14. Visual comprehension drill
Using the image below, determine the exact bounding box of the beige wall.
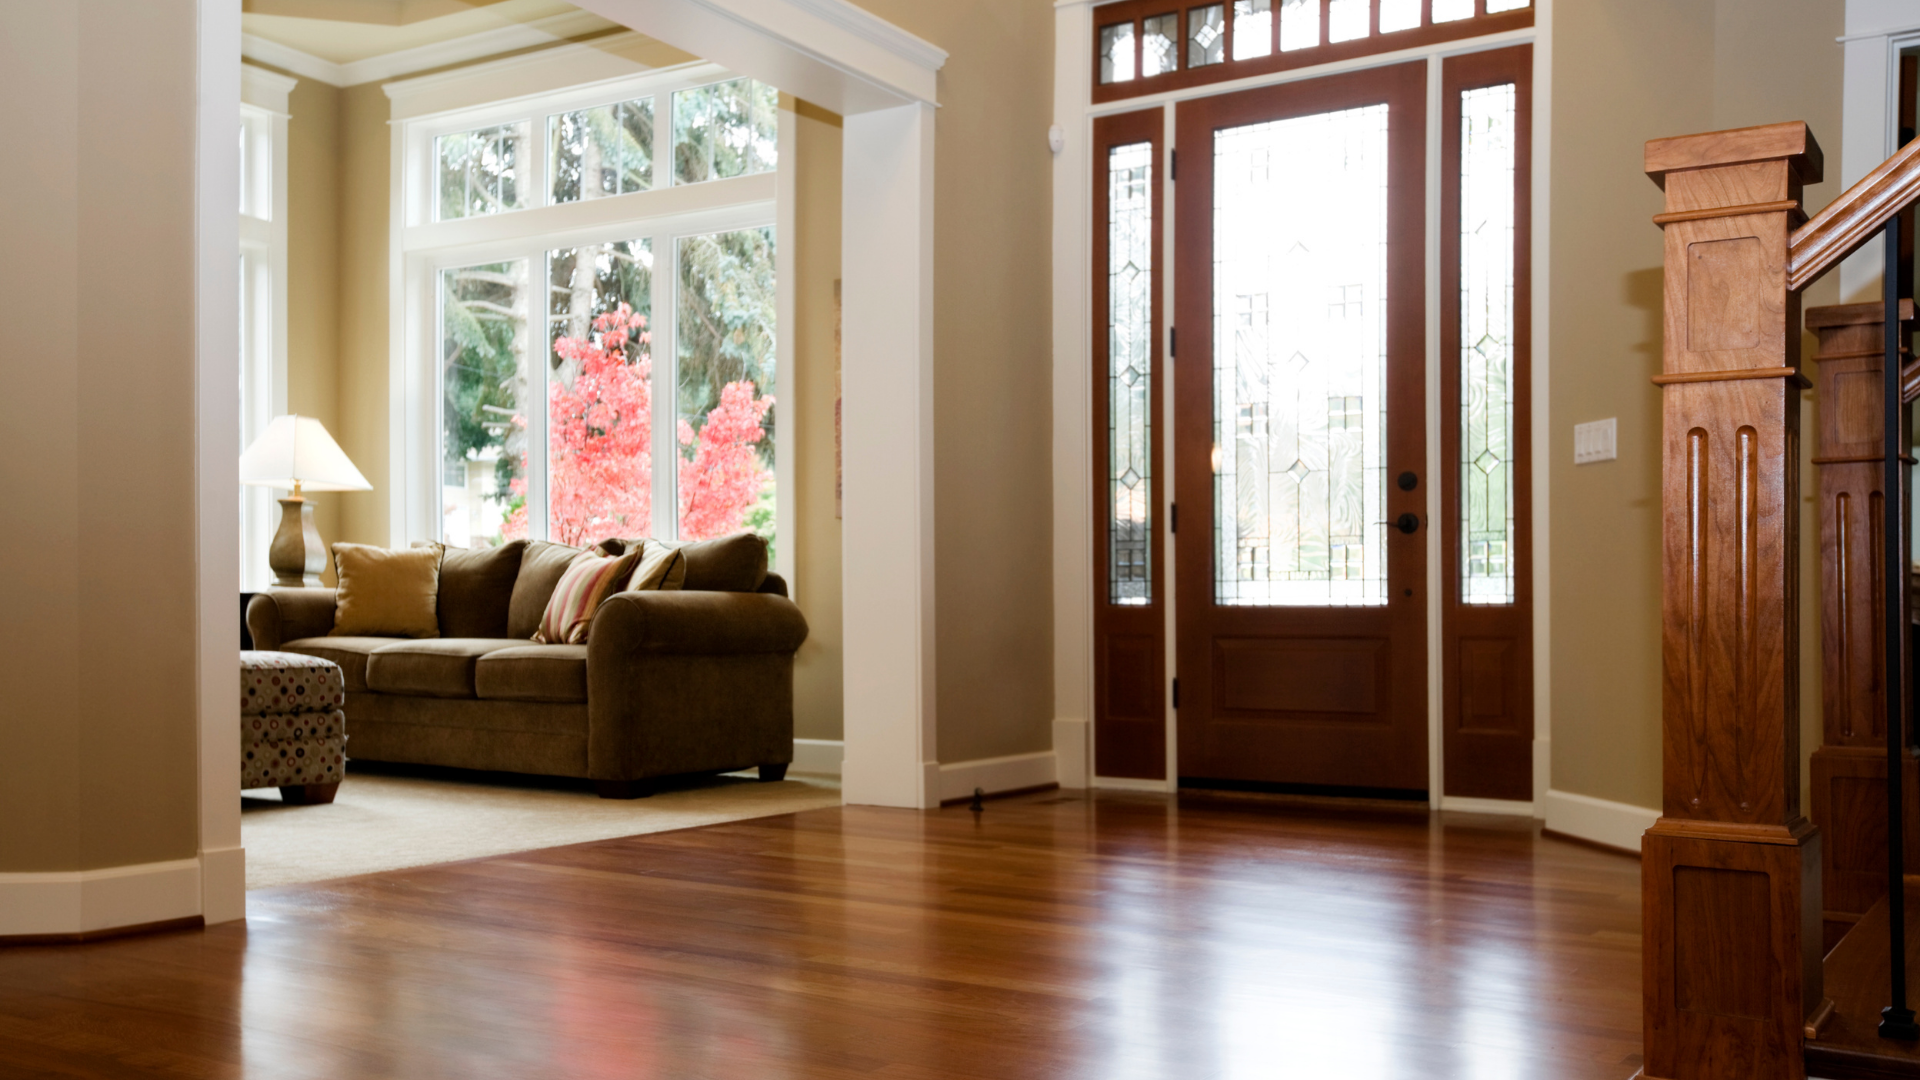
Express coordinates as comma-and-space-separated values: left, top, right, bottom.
793, 102, 846, 742
1548, 0, 1844, 810
285, 76, 346, 585
847, 0, 1059, 764
336, 82, 395, 552
0, 0, 202, 871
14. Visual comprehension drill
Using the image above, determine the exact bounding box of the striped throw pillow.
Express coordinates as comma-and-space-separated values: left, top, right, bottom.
532, 549, 641, 644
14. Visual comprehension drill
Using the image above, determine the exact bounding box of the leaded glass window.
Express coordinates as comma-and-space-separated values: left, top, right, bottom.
1101, 21, 1137, 83
1278, 0, 1318, 52
1189, 5, 1226, 67
1109, 142, 1155, 605
550, 99, 653, 204
1234, 0, 1273, 60
1486, 0, 1530, 11
1143, 13, 1181, 77
436, 123, 528, 221
1212, 105, 1389, 607
1329, 0, 1370, 42
1379, 0, 1421, 32
1459, 84, 1518, 605
1432, 0, 1474, 23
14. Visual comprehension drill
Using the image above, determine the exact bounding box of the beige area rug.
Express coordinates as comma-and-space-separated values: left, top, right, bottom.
241, 764, 840, 890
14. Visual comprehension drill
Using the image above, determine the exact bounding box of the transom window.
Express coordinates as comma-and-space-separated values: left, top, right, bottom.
401, 63, 787, 562
1092, 0, 1532, 102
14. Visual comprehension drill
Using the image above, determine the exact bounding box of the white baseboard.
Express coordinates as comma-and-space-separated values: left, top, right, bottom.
0, 857, 203, 937
1439, 796, 1535, 817
202, 845, 246, 922
1053, 717, 1089, 789
937, 750, 1058, 803
1092, 774, 1173, 792
1541, 788, 1659, 854
791, 738, 844, 777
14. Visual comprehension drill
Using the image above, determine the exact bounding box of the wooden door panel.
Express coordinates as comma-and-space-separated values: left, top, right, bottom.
1173, 62, 1429, 792
1212, 637, 1383, 719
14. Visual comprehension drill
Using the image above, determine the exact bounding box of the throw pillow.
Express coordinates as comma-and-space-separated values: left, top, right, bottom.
655, 532, 769, 592
506, 541, 586, 640
533, 549, 642, 644
329, 543, 441, 639
416, 540, 526, 638
590, 537, 686, 591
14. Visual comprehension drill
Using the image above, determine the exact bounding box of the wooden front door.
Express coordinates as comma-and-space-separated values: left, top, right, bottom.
1172, 62, 1429, 792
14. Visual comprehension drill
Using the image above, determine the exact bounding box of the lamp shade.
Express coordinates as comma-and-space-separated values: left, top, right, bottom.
239, 414, 371, 492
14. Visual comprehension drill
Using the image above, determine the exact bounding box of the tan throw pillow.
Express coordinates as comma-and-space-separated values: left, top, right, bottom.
533, 549, 642, 644
626, 540, 688, 592
329, 543, 441, 638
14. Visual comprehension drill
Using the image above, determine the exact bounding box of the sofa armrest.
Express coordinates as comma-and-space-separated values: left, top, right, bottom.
588, 591, 808, 656
757, 572, 789, 598
246, 589, 338, 651
585, 591, 806, 783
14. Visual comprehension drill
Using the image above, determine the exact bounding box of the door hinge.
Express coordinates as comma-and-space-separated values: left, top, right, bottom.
1170, 148, 1176, 180
1168, 326, 1175, 357
1172, 677, 1180, 709
1170, 502, 1177, 533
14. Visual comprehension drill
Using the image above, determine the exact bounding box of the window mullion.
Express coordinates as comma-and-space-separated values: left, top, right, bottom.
652, 231, 678, 539
528, 242, 552, 543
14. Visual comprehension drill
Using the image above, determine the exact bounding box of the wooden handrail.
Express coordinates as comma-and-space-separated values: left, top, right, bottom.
1788, 136, 1920, 291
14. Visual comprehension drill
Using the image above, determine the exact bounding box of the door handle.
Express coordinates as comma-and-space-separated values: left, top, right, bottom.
1384, 513, 1420, 535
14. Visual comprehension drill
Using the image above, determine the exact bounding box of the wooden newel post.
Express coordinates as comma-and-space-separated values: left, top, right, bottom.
1640, 122, 1827, 1080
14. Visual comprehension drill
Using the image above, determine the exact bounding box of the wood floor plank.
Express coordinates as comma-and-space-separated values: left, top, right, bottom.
0, 791, 1643, 1079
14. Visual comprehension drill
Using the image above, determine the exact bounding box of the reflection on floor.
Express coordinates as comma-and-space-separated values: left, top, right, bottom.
241, 760, 840, 888
0, 790, 1643, 1079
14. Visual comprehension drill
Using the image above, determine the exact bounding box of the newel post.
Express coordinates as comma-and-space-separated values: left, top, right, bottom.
1639, 122, 1827, 1080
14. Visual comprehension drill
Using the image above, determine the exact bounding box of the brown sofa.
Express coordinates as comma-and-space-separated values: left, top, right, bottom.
245, 537, 808, 798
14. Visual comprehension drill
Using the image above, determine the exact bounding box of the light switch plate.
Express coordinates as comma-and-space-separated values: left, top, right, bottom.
1574, 418, 1617, 464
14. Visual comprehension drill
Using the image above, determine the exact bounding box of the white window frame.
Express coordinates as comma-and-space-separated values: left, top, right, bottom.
239, 64, 293, 592
390, 57, 796, 585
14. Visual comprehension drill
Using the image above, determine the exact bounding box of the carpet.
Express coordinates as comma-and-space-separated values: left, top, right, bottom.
241, 763, 841, 889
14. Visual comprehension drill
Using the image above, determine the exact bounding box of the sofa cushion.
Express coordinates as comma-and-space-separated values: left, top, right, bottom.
662, 532, 768, 592
281, 636, 393, 693
330, 543, 441, 638
365, 639, 525, 699
507, 541, 587, 639
534, 549, 642, 644
475, 644, 589, 703
434, 540, 526, 638
240, 650, 346, 716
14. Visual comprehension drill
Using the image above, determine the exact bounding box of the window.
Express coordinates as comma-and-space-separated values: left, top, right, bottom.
404, 65, 787, 562
239, 65, 292, 591
1092, 0, 1533, 100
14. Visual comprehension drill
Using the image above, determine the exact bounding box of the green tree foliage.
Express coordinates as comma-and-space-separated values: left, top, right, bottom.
442, 263, 526, 504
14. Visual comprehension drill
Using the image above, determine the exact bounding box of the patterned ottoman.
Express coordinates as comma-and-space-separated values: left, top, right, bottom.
241, 650, 347, 805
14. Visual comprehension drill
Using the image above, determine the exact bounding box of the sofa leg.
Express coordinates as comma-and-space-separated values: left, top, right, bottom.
279, 782, 340, 805
596, 779, 654, 800
758, 763, 789, 783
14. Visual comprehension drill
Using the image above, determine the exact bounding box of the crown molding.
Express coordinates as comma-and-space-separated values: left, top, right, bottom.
240, 9, 616, 87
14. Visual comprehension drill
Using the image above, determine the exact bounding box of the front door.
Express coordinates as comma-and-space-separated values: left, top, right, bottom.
1172, 63, 1429, 792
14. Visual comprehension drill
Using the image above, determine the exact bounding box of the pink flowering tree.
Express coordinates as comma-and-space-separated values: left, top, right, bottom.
503, 302, 771, 546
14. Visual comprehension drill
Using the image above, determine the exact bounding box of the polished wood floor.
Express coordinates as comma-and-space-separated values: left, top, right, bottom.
0, 790, 1645, 1079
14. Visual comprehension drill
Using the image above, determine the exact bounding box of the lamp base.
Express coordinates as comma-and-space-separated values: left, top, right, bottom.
268, 496, 327, 588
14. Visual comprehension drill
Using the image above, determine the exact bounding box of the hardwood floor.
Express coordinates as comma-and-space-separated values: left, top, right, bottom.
0, 790, 1644, 1079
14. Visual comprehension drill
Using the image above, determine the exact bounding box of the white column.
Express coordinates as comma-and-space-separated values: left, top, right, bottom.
196, 0, 246, 924
840, 101, 938, 808
1051, 0, 1094, 789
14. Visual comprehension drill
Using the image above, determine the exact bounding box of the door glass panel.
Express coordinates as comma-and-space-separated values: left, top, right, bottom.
1109, 142, 1155, 605
441, 259, 528, 547
1432, 0, 1474, 22
1328, 0, 1369, 42
1233, 0, 1272, 60
1379, 0, 1421, 32
1212, 104, 1389, 607
1100, 22, 1137, 83
1459, 84, 1518, 605
1143, 14, 1180, 76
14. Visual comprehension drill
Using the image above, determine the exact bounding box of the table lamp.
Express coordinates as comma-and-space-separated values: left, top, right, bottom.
239, 414, 372, 587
